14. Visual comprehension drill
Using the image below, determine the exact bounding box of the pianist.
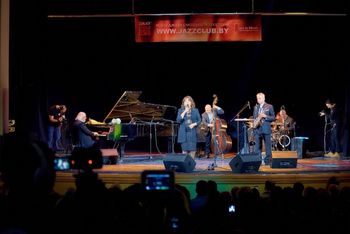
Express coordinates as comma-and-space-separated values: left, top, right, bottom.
72, 112, 100, 148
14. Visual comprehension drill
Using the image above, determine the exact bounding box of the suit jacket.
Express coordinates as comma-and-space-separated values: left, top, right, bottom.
253, 103, 275, 134
277, 116, 295, 132
176, 107, 201, 143
72, 120, 96, 148
202, 108, 224, 126
328, 106, 341, 127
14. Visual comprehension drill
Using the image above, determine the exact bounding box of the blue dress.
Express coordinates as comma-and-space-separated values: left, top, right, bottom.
176, 107, 201, 151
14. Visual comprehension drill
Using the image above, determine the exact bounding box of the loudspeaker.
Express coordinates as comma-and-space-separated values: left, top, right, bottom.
229, 153, 261, 173
163, 154, 196, 173
271, 151, 298, 168
101, 148, 118, 165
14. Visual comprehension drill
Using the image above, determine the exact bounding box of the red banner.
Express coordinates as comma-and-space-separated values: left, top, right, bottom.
135, 14, 262, 42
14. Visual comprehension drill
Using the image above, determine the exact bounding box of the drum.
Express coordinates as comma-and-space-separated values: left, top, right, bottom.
272, 130, 281, 141
279, 134, 291, 149
271, 130, 280, 150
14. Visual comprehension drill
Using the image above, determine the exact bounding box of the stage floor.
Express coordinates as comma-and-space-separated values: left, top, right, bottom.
54, 151, 350, 198
94, 153, 350, 174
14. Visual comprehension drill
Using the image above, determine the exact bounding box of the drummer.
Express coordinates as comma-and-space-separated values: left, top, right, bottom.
274, 107, 295, 137
271, 107, 295, 150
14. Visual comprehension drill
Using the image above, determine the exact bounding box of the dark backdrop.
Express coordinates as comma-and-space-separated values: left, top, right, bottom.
9, 0, 349, 153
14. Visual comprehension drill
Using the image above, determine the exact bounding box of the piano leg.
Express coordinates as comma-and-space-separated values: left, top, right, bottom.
167, 137, 174, 153
118, 142, 126, 163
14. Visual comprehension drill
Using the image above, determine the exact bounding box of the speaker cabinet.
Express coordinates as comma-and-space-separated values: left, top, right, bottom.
271, 151, 298, 168
229, 153, 261, 173
163, 154, 196, 173
100, 149, 118, 165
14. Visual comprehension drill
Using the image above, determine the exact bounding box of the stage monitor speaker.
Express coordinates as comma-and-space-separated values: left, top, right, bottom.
271, 151, 298, 168
229, 153, 261, 173
163, 154, 196, 173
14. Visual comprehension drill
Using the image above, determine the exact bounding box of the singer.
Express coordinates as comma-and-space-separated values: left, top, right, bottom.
176, 96, 201, 160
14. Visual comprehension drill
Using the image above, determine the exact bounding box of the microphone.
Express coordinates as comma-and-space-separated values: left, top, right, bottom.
247, 101, 251, 110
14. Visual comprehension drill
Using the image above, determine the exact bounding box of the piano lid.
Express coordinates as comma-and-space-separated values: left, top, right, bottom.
103, 91, 173, 123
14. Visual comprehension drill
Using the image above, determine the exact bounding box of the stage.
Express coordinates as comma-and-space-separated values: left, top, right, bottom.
54, 151, 350, 198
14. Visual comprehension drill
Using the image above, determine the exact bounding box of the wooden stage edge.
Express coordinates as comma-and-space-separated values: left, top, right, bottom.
54, 153, 350, 198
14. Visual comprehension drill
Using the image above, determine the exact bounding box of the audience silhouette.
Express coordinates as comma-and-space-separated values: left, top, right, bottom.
1, 136, 349, 234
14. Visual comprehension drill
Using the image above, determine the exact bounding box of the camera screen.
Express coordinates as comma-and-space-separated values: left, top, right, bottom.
228, 205, 236, 213
142, 170, 174, 191
54, 157, 70, 171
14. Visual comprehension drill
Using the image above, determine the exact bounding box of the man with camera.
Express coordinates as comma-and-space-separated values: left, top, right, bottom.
47, 104, 67, 151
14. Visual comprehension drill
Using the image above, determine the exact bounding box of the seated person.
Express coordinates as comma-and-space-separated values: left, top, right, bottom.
274, 108, 295, 150
275, 109, 295, 136
71, 112, 99, 148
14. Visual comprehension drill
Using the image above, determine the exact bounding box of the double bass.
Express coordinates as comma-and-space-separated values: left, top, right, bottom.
210, 94, 232, 155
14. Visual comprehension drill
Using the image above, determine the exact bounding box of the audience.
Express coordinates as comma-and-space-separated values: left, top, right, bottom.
1, 137, 349, 234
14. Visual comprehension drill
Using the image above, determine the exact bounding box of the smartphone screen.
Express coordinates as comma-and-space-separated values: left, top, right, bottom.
54, 157, 70, 171
228, 204, 236, 213
141, 170, 174, 191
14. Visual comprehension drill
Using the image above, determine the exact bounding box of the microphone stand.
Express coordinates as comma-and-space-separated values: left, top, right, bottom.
149, 116, 155, 159
162, 119, 180, 153
323, 114, 328, 154
208, 109, 219, 170
231, 103, 250, 154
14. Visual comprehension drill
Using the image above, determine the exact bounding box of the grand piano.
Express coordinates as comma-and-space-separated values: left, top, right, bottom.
88, 91, 179, 162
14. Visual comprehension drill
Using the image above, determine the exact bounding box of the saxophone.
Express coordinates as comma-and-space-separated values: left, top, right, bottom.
253, 107, 268, 128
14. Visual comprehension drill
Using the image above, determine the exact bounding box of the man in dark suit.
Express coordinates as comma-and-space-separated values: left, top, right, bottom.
253, 92, 275, 165
71, 112, 99, 148
201, 104, 224, 158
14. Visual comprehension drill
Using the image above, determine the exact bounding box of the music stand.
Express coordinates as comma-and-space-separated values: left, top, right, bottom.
230, 102, 250, 154
234, 118, 254, 154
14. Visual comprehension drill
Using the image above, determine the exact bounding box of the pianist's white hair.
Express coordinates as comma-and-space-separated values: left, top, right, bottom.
75, 112, 87, 122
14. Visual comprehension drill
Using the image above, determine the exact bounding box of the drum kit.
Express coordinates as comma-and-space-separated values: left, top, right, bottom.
271, 122, 291, 150
245, 121, 291, 151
